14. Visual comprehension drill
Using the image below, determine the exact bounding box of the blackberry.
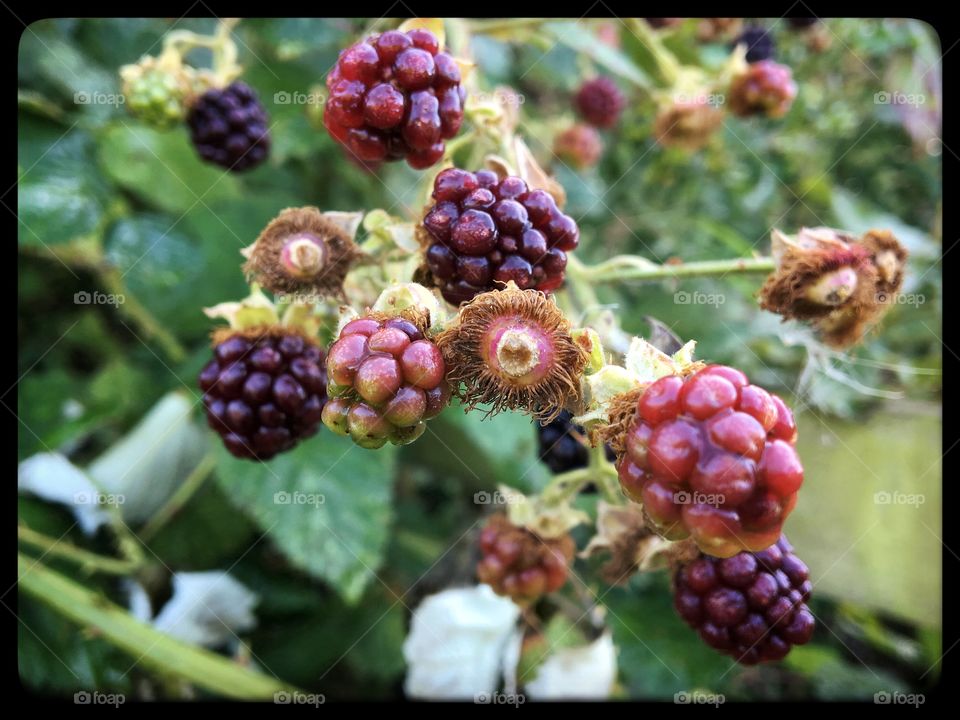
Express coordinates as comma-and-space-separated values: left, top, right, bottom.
420, 168, 578, 305
324, 27, 466, 170
125, 68, 188, 129
322, 314, 450, 448
539, 410, 615, 474
553, 123, 603, 170
617, 365, 803, 558
573, 76, 625, 129
187, 81, 270, 172
673, 536, 815, 664
477, 514, 575, 603
733, 26, 775, 63
199, 329, 327, 461
729, 60, 797, 119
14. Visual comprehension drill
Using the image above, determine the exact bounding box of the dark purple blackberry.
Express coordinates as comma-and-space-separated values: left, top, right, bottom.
199, 329, 327, 460
539, 410, 614, 474
187, 81, 270, 172
673, 535, 815, 665
573, 76, 625, 129
421, 168, 577, 305
733, 27, 775, 64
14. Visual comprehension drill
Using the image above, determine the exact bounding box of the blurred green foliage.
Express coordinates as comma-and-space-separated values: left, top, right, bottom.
17, 18, 941, 701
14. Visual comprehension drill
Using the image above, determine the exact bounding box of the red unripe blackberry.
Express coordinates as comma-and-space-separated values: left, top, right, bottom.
421, 169, 577, 305
617, 365, 803, 557
553, 124, 604, 170
324, 27, 465, 170
673, 536, 815, 664
573, 76, 625, 129
322, 314, 450, 448
199, 329, 327, 460
477, 514, 575, 603
729, 60, 797, 119
187, 82, 270, 172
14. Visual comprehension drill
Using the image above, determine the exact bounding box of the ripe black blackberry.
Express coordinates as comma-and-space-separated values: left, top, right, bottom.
199, 329, 327, 460
538, 410, 615, 474
673, 536, 815, 664
733, 26, 775, 63
187, 81, 270, 172
420, 168, 577, 305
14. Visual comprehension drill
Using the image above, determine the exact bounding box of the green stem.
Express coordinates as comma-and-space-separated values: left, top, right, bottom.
626, 18, 682, 86
18, 526, 141, 576
139, 451, 217, 542
590, 444, 623, 505
18, 554, 296, 700
99, 267, 187, 364
540, 468, 593, 506
571, 254, 775, 284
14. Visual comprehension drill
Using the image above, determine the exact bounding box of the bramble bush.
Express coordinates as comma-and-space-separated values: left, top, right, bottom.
17, 17, 942, 702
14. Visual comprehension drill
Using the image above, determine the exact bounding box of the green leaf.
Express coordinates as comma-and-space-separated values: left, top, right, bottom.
404, 404, 550, 496
18, 113, 112, 247
98, 123, 241, 214
544, 22, 650, 89
605, 574, 735, 698
148, 480, 258, 569
214, 431, 397, 603
104, 213, 245, 339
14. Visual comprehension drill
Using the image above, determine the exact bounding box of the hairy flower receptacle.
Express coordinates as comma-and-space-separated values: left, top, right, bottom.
281, 233, 328, 280
803, 266, 858, 306
485, 321, 554, 386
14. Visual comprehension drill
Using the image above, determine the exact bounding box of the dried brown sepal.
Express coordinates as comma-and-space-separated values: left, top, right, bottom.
861, 229, 909, 296
594, 386, 644, 459
436, 285, 587, 422
243, 207, 361, 301
759, 230, 873, 321
580, 502, 675, 585
653, 101, 724, 151
760, 227, 909, 348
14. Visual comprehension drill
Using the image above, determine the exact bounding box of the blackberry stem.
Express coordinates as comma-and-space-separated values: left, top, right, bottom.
568, 253, 775, 283
18, 525, 141, 575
